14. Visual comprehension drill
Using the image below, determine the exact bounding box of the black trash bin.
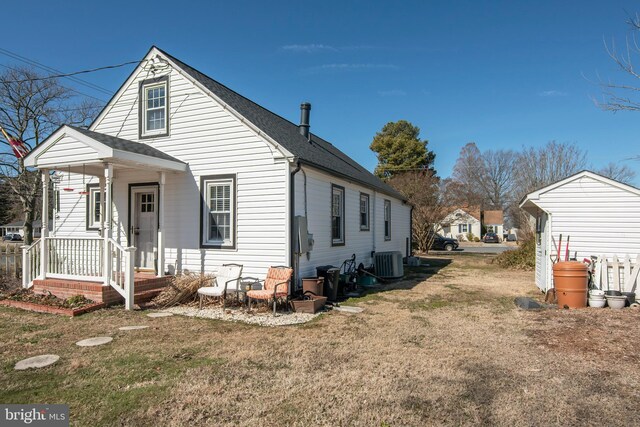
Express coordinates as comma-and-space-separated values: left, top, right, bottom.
316, 266, 340, 302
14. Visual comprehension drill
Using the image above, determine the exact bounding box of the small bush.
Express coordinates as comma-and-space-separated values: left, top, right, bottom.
494, 238, 535, 270
474, 237, 480, 242
466, 232, 475, 241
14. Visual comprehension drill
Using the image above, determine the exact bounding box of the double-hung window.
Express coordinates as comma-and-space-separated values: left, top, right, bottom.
360, 193, 370, 231
140, 76, 169, 138
458, 223, 468, 233
201, 175, 235, 249
331, 185, 345, 246
384, 200, 391, 240
86, 184, 103, 230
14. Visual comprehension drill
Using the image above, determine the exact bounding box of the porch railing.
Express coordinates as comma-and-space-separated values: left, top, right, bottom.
21, 239, 41, 288
107, 238, 135, 309
21, 235, 136, 310
46, 237, 103, 280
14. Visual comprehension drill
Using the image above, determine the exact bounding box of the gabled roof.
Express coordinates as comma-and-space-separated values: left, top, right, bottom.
520, 170, 640, 211
155, 47, 405, 201
67, 126, 184, 164
482, 210, 503, 225
444, 207, 481, 222
23, 125, 187, 172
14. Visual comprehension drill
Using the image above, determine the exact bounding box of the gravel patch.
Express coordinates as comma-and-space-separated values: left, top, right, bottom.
146, 312, 174, 318
165, 306, 322, 327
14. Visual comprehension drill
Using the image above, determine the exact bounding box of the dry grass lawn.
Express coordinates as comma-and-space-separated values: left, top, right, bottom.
1, 254, 639, 426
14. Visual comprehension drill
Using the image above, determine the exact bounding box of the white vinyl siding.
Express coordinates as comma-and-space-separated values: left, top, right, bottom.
528, 174, 640, 291
294, 167, 411, 279
54, 61, 288, 279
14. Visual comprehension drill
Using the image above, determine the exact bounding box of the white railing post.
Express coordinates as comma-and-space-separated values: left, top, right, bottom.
124, 246, 136, 310
40, 170, 50, 279
21, 245, 29, 288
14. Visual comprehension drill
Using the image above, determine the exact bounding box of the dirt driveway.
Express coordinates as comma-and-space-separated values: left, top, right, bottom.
1, 254, 639, 426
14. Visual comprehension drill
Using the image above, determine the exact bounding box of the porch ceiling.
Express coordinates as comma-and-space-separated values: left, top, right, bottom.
24, 125, 187, 175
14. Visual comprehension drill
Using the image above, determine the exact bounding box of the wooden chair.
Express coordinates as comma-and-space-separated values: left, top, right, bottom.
197, 263, 243, 309
245, 266, 293, 316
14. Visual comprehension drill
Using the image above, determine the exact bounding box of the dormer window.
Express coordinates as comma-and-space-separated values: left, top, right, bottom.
139, 76, 169, 138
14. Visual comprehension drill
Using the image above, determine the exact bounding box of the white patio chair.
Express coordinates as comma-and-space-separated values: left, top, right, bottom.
197, 263, 243, 309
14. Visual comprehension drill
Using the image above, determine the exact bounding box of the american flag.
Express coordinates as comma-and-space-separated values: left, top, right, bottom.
1, 127, 29, 159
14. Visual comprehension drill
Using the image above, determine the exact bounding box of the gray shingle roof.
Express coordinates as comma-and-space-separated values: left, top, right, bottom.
157, 47, 406, 201
68, 125, 185, 165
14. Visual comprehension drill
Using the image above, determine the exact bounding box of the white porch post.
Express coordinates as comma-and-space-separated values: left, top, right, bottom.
103, 164, 113, 286
99, 176, 105, 236
40, 170, 49, 279
158, 172, 165, 277
124, 246, 135, 310
21, 245, 30, 288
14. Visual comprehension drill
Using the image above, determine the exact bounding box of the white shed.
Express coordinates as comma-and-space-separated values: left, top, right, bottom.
520, 170, 640, 293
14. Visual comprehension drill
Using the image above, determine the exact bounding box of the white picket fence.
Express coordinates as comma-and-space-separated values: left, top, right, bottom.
592, 255, 640, 293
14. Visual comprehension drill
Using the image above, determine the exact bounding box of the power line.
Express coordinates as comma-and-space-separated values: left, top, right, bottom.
0, 60, 140, 84
0, 47, 132, 97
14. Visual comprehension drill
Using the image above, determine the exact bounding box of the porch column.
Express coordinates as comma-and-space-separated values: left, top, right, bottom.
99, 175, 105, 237
103, 164, 113, 286
158, 171, 166, 277
40, 170, 49, 279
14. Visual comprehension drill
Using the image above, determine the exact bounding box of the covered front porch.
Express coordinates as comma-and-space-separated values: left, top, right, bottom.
22, 125, 187, 309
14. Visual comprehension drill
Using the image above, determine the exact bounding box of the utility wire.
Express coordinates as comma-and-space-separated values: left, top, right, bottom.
0, 47, 132, 97
0, 60, 140, 84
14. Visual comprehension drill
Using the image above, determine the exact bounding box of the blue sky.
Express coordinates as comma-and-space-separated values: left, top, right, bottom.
3, 0, 640, 182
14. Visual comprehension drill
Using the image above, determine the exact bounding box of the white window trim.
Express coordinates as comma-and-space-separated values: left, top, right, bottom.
384, 199, 391, 241
331, 185, 345, 246
86, 185, 103, 230
360, 193, 370, 231
140, 77, 169, 138
201, 175, 236, 249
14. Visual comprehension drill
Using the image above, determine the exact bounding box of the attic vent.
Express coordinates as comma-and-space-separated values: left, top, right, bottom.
299, 102, 311, 140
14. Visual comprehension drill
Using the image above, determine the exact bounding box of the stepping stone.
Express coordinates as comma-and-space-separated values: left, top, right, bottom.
14, 354, 60, 370
146, 312, 173, 318
334, 305, 364, 314
75, 336, 113, 347
119, 325, 149, 331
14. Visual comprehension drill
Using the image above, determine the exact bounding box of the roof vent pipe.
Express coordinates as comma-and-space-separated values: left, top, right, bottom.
299, 102, 311, 140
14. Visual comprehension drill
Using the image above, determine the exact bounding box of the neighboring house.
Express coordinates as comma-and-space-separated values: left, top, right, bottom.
482, 210, 504, 237
0, 220, 49, 238
439, 208, 481, 241
22, 46, 411, 307
520, 170, 640, 293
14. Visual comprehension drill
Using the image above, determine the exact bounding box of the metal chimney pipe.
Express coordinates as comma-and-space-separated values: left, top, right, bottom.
299, 102, 311, 140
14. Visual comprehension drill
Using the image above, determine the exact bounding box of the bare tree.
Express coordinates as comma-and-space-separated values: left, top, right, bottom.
388, 171, 445, 253
0, 66, 100, 244
513, 141, 588, 196
451, 142, 485, 207
596, 13, 640, 112
596, 162, 637, 184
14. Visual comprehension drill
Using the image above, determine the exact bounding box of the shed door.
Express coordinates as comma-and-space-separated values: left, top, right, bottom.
535, 213, 547, 291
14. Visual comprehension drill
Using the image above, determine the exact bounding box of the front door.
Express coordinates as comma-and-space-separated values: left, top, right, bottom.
131, 186, 158, 270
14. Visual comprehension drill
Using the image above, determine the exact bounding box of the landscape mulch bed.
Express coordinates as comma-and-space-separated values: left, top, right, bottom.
0, 289, 104, 317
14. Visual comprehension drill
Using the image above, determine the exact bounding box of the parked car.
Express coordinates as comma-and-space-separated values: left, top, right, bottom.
430, 234, 459, 251
483, 232, 500, 243
10, 234, 23, 241
506, 234, 517, 242
3, 233, 14, 241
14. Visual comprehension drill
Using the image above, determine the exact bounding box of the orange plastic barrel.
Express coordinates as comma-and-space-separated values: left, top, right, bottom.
553, 261, 588, 308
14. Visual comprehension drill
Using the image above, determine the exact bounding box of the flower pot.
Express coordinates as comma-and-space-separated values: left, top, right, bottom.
606, 295, 626, 309
302, 278, 324, 297
621, 292, 636, 306
588, 298, 606, 308
589, 289, 605, 297
605, 290, 622, 297
290, 295, 327, 314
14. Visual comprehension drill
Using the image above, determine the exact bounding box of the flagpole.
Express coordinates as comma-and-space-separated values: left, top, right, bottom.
0, 124, 11, 143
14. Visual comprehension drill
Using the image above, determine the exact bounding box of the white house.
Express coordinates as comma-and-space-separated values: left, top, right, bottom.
21, 46, 411, 308
439, 208, 481, 241
0, 220, 49, 238
520, 170, 640, 293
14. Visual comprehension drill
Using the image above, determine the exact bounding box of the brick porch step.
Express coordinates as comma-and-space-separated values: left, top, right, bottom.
32, 275, 172, 305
